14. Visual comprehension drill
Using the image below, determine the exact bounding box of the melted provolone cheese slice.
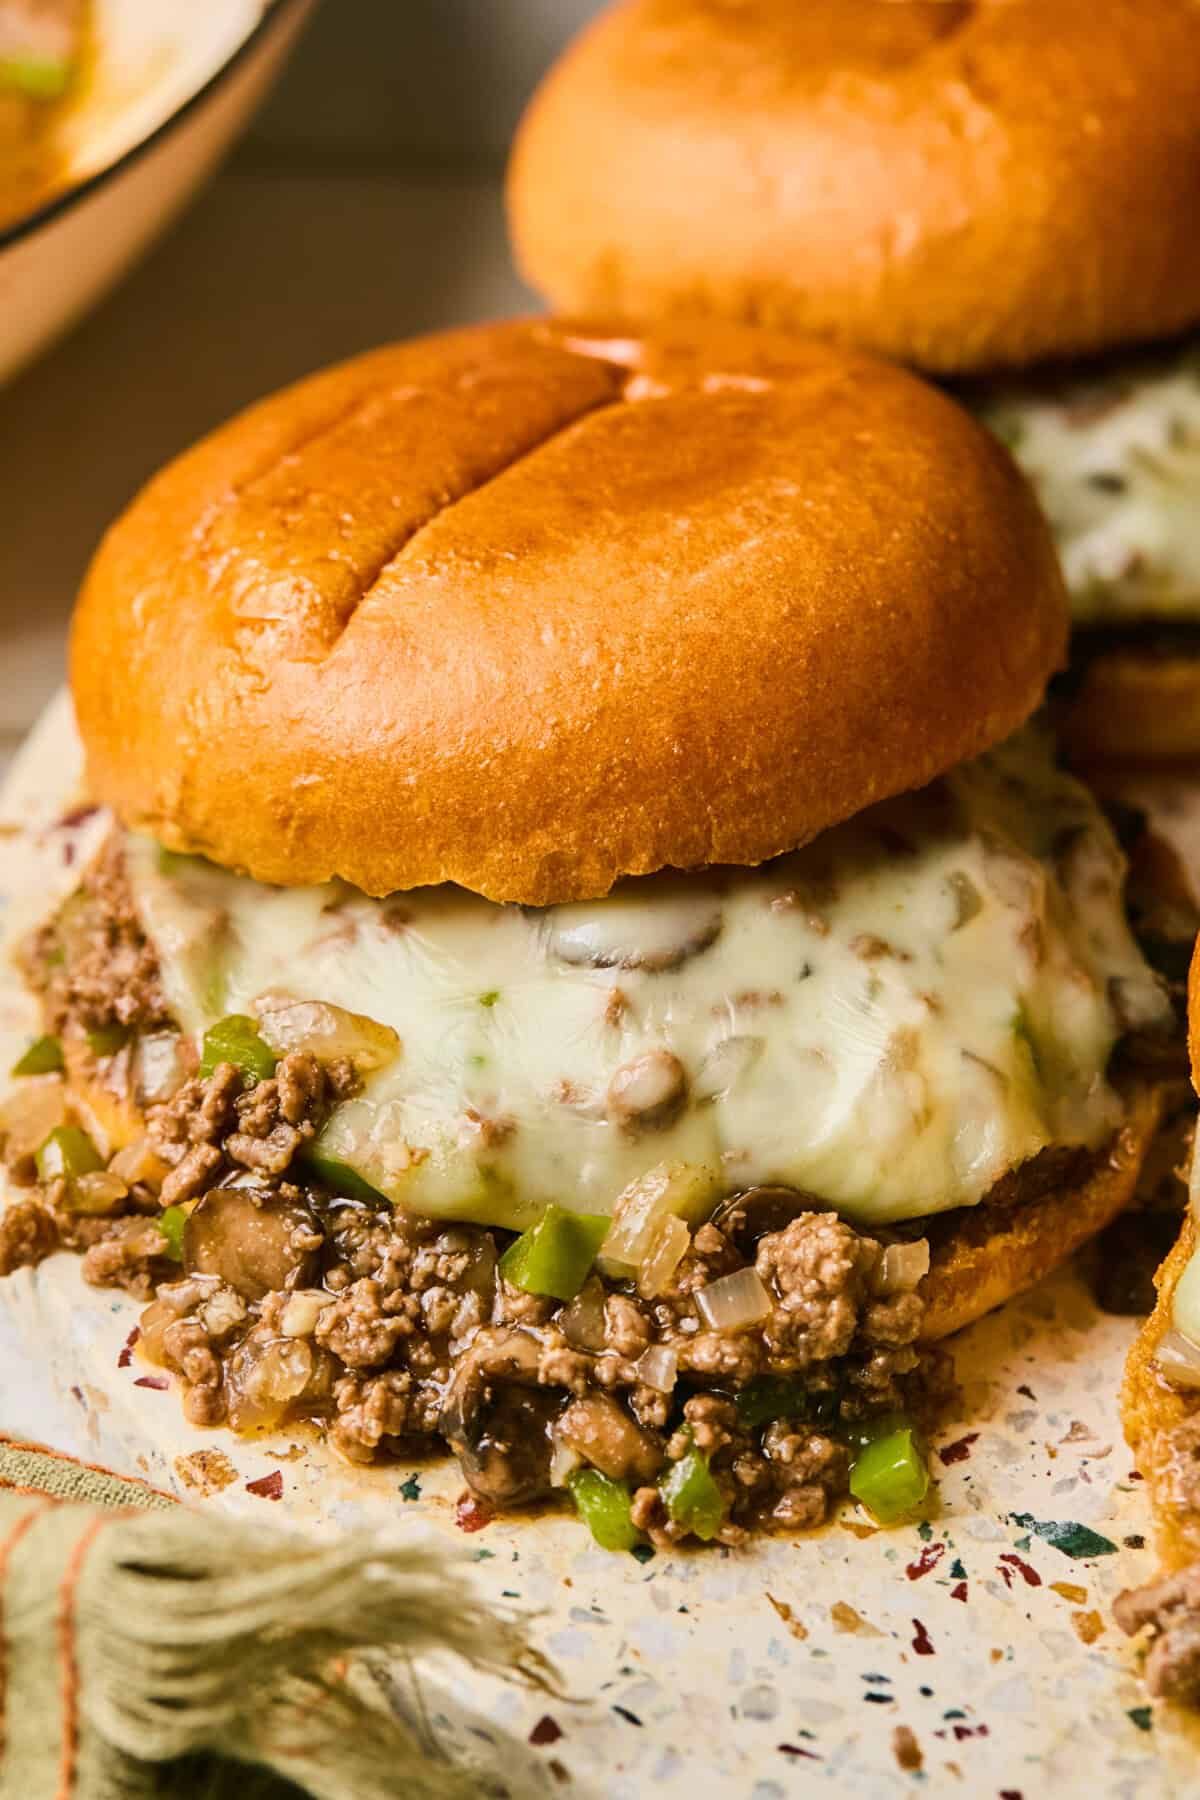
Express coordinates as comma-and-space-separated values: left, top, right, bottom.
124, 729, 1168, 1231
981, 343, 1200, 626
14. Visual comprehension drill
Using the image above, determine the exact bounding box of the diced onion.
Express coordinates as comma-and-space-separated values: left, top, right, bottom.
597, 1161, 716, 1279
549, 1437, 584, 1490
0, 1074, 67, 1157
110, 1135, 170, 1190
694, 1267, 772, 1332
68, 1170, 129, 1215
135, 1032, 187, 1105
873, 1239, 930, 1296
637, 1215, 691, 1300
635, 1344, 678, 1393
256, 1000, 400, 1071
1156, 1327, 1200, 1391
280, 1290, 330, 1338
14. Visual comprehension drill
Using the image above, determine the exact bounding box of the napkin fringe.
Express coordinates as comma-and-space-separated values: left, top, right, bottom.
1, 1493, 555, 1799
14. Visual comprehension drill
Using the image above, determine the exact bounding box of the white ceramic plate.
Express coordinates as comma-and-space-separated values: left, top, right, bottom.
0, 695, 1195, 1798
0, 0, 313, 384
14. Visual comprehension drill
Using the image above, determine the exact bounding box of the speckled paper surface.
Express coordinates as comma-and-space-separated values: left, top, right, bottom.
1, 695, 1195, 1798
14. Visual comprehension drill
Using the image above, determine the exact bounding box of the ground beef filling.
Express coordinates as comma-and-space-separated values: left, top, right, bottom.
1, 1051, 939, 1543
0, 842, 964, 1542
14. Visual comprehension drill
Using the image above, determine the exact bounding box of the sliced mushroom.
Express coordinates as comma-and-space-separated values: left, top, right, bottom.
606, 1048, 688, 1133
439, 1327, 556, 1506
544, 881, 722, 973
709, 1186, 814, 1249
556, 1393, 664, 1484
182, 1187, 322, 1300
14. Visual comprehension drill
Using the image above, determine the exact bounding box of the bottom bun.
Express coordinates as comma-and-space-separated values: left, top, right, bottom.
923, 1082, 1165, 1342
1062, 650, 1200, 763
1122, 1211, 1200, 1573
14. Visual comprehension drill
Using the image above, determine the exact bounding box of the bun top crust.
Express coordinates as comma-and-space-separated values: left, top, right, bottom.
507, 0, 1200, 375
71, 317, 1066, 904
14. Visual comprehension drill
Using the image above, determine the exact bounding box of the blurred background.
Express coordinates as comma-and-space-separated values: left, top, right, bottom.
0, 0, 604, 772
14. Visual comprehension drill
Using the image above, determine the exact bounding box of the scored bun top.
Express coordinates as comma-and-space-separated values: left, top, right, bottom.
72, 317, 1066, 905
507, 0, 1200, 375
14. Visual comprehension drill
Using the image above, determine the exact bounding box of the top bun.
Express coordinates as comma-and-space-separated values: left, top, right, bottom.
508, 0, 1200, 375
71, 317, 1065, 905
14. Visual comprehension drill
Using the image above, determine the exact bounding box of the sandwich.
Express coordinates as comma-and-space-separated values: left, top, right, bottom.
0, 317, 1174, 1549
506, 0, 1200, 762
1119, 941, 1200, 1706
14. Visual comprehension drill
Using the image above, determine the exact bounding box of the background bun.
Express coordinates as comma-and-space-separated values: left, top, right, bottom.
72, 317, 1065, 904
508, 1, 1200, 375
1063, 652, 1200, 765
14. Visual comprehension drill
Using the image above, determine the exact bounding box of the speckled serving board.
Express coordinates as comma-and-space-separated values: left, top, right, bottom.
1, 693, 1195, 1798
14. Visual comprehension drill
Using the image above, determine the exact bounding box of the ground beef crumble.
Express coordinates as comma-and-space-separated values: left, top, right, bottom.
1115, 1562, 1200, 1705
22, 835, 169, 1036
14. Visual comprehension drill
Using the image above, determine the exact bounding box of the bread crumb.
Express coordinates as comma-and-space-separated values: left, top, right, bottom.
174, 1449, 238, 1496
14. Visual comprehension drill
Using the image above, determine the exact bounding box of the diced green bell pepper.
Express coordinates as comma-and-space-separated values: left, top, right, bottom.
198, 1014, 277, 1084
157, 1205, 187, 1262
303, 1147, 388, 1206
848, 1420, 929, 1524
36, 1125, 104, 1184
499, 1204, 611, 1302
86, 1021, 130, 1058
659, 1443, 725, 1542
734, 1375, 836, 1431
840, 1409, 909, 1454
11, 1035, 64, 1077
567, 1468, 642, 1552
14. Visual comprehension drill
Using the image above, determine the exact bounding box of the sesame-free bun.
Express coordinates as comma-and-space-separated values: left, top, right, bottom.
508, 0, 1200, 375
1062, 651, 1200, 765
71, 317, 1065, 905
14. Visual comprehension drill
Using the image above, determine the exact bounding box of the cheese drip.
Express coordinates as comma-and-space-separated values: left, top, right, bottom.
981, 341, 1200, 626
124, 728, 1169, 1231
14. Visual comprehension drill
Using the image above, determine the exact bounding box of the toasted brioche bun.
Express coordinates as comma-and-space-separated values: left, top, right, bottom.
1062, 653, 1200, 766
508, 1, 1200, 376
924, 1082, 1165, 1343
1122, 946, 1200, 1571
70, 317, 1065, 906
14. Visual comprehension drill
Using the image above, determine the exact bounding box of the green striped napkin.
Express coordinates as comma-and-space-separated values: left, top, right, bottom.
0, 1436, 551, 1799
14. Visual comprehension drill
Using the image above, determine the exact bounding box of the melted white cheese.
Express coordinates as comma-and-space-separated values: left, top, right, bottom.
124, 729, 1168, 1232
981, 343, 1200, 626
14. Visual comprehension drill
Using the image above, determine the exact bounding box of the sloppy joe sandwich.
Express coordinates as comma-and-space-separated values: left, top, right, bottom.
1120, 943, 1200, 1706
0, 318, 1174, 1549
507, 0, 1200, 761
